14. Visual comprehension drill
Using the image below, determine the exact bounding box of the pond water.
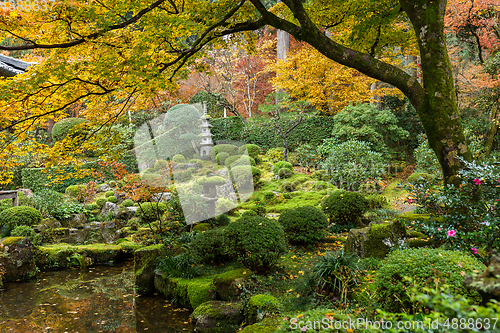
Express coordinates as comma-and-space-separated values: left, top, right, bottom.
0, 260, 194, 333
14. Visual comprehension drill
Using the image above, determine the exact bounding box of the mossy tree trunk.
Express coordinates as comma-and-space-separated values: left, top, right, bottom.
250, 0, 472, 184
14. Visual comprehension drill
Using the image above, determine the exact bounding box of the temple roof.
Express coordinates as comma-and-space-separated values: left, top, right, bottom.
0, 54, 34, 77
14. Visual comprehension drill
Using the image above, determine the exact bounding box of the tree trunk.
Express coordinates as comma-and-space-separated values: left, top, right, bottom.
485, 106, 498, 157
251, 0, 472, 184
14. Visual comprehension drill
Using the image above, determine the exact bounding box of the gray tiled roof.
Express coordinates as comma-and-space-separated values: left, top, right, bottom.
0, 54, 34, 77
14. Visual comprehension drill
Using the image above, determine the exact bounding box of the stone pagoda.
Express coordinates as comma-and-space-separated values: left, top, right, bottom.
199, 102, 214, 158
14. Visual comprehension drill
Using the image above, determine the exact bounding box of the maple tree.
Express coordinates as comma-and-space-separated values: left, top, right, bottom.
0, 0, 484, 184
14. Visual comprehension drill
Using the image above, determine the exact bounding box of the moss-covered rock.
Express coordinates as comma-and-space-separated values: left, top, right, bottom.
193, 223, 211, 232
191, 301, 244, 333
154, 274, 216, 309
345, 220, 406, 259
245, 294, 281, 325
240, 316, 282, 332
0, 237, 37, 281
213, 268, 252, 301
407, 238, 434, 248
134, 244, 164, 295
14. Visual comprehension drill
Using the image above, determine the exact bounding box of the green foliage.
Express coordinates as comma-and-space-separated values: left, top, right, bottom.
155, 249, 201, 279
190, 228, 232, 264
327, 103, 409, 154
196, 176, 227, 187
273, 161, 293, 175
229, 166, 258, 188
295, 144, 319, 169
278, 206, 328, 246
210, 116, 245, 142
51, 201, 86, 220
320, 140, 386, 190
189, 91, 230, 118
216, 152, 230, 165
278, 167, 293, 179
322, 190, 369, 226
241, 210, 258, 218
225, 154, 256, 168
52, 117, 88, 142
106, 196, 118, 203
10, 225, 39, 244
364, 194, 389, 210
239, 144, 261, 159
0, 206, 42, 236
414, 134, 441, 175
154, 159, 169, 170
265, 147, 284, 163
215, 198, 236, 215
210, 144, 239, 162
374, 248, 484, 312
137, 202, 168, 223
406, 172, 435, 185
224, 216, 286, 273
95, 197, 107, 209
105, 190, 115, 197
215, 214, 230, 227
251, 166, 262, 183
121, 199, 135, 207
311, 250, 360, 302
172, 154, 186, 163
188, 159, 204, 168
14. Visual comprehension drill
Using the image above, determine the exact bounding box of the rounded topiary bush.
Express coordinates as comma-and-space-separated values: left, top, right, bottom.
216, 152, 230, 166
191, 228, 232, 264
172, 154, 186, 163
137, 202, 168, 223
215, 198, 236, 215
238, 144, 261, 160
0, 206, 43, 235
375, 248, 484, 312
241, 210, 258, 218
11, 225, 38, 241
154, 159, 169, 170
406, 172, 435, 185
225, 155, 256, 168
121, 199, 135, 207
251, 166, 261, 183
278, 167, 293, 179
95, 198, 107, 209
278, 206, 328, 246
210, 144, 239, 162
224, 216, 286, 273
272, 161, 293, 175
196, 176, 227, 187
364, 194, 389, 210
321, 190, 369, 225
52, 117, 87, 142
188, 159, 204, 168
215, 214, 231, 227
105, 190, 115, 198
65, 185, 82, 198
106, 196, 118, 203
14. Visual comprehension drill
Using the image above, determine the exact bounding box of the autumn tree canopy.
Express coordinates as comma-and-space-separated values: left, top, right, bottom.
0, 0, 493, 184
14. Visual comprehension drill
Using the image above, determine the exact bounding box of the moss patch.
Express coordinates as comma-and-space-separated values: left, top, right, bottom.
245, 294, 281, 324
241, 316, 282, 332
134, 244, 164, 295
191, 301, 244, 333
1, 236, 25, 246
213, 268, 252, 301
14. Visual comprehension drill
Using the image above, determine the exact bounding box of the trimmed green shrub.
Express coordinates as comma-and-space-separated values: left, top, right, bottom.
196, 176, 227, 187
272, 161, 293, 175
265, 147, 284, 163
225, 155, 256, 168
65, 185, 82, 197
0, 206, 43, 235
106, 196, 118, 203
121, 199, 135, 207
10, 225, 37, 241
278, 167, 293, 179
172, 154, 186, 163
251, 166, 261, 183
215, 214, 230, 227
95, 198, 107, 209
137, 202, 168, 223
375, 248, 484, 312
52, 117, 87, 142
281, 181, 295, 192
312, 170, 327, 180
105, 190, 115, 197
224, 216, 286, 273
85, 203, 98, 210
216, 152, 230, 165
173, 169, 192, 182
321, 190, 369, 226
215, 198, 236, 215
364, 194, 389, 210
191, 228, 232, 264
154, 159, 169, 170
188, 159, 203, 168
241, 210, 257, 218
210, 144, 239, 162
238, 144, 261, 159
278, 206, 328, 246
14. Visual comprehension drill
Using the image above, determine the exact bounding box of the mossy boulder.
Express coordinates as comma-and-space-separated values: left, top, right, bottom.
0, 237, 37, 281
212, 268, 252, 301
464, 250, 500, 305
345, 220, 406, 259
191, 301, 244, 333
245, 294, 281, 325
155, 274, 216, 309
240, 316, 282, 332
193, 223, 211, 232
134, 244, 165, 295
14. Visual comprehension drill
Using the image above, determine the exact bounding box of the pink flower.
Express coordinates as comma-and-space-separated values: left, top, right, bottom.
498, 177, 500, 183
447, 230, 456, 237
474, 179, 481, 185
471, 247, 478, 255
438, 228, 441, 231
408, 198, 413, 204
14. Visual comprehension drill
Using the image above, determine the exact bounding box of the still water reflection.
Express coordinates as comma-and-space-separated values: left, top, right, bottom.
0, 260, 194, 333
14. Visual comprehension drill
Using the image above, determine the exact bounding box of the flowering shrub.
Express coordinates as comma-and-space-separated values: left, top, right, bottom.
406, 158, 500, 261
